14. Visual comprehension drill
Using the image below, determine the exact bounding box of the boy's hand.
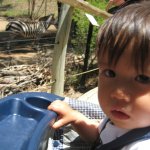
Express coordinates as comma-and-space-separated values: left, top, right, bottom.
48, 100, 77, 129
48, 100, 100, 142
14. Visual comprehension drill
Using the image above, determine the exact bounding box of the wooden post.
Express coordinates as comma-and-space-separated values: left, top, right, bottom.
51, 4, 74, 96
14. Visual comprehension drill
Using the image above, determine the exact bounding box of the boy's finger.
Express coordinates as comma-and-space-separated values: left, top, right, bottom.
47, 100, 61, 110
51, 119, 67, 129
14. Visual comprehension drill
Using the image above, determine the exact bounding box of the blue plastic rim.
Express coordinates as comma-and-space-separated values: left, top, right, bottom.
0, 92, 64, 150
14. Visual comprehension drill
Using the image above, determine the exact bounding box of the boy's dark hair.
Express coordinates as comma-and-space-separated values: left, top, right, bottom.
97, 2, 150, 72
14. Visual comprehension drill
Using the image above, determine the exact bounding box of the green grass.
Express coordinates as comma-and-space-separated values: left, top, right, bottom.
89, 0, 108, 23
88, 0, 108, 10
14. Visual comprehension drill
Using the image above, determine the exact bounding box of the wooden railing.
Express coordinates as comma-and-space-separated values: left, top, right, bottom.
58, 0, 112, 18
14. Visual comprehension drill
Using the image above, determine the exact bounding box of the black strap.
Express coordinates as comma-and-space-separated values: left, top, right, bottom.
95, 126, 150, 150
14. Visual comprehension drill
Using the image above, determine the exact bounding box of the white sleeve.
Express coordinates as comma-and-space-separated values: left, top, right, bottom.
122, 139, 150, 150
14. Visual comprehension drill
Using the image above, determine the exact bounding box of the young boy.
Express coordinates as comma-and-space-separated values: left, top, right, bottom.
48, 2, 150, 149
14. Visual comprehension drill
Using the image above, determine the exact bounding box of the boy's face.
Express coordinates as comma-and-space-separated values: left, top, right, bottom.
98, 46, 150, 129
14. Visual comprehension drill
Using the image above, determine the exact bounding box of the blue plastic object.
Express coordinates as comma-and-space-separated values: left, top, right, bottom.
0, 92, 64, 150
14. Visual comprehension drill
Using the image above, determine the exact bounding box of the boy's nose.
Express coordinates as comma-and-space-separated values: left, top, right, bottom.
110, 89, 130, 102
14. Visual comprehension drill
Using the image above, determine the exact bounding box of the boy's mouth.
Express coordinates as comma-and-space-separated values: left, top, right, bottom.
111, 110, 130, 120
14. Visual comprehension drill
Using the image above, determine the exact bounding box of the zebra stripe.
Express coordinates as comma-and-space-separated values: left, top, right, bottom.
6, 14, 55, 38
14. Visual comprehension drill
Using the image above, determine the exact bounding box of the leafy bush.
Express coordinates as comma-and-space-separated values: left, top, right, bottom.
70, 0, 108, 54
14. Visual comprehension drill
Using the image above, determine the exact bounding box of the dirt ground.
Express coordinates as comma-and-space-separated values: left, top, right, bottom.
0, 50, 89, 99
0, 18, 8, 31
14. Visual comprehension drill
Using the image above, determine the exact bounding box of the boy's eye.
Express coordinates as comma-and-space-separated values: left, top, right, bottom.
135, 75, 150, 84
102, 69, 116, 78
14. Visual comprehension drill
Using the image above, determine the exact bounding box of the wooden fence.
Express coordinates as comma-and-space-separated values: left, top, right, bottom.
51, 0, 111, 96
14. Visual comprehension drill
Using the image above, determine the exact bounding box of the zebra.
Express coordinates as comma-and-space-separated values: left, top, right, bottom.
5, 13, 55, 38
5, 14, 55, 50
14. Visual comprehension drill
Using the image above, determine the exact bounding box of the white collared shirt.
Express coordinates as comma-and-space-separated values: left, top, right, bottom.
98, 118, 150, 150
